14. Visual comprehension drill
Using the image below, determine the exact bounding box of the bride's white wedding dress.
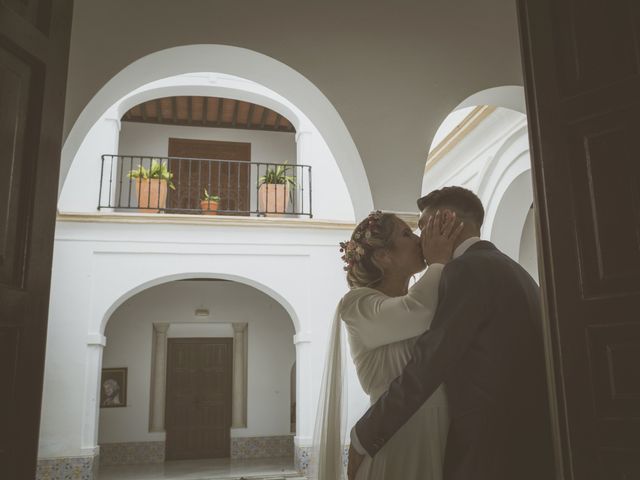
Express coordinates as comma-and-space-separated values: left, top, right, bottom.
341, 264, 449, 480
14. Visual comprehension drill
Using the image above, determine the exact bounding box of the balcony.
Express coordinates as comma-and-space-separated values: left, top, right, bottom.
98, 155, 312, 218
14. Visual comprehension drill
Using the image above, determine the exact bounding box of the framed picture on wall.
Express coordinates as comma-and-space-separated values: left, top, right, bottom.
100, 368, 127, 408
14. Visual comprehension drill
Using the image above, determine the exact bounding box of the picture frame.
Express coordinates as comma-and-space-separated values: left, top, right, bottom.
100, 367, 127, 408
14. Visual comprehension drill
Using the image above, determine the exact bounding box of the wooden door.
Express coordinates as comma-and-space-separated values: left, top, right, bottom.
0, 1, 73, 478
165, 338, 233, 460
517, 0, 640, 478
167, 138, 251, 215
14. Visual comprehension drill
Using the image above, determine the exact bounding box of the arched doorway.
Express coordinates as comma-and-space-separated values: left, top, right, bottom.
98, 278, 298, 473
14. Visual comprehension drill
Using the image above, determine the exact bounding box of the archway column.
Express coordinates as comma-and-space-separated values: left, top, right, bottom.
295, 131, 313, 217
231, 322, 248, 428
293, 330, 313, 472
81, 334, 107, 456
149, 323, 169, 432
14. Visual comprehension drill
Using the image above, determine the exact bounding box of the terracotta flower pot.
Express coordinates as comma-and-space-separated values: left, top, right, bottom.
135, 178, 168, 213
200, 200, 219, 215
258, 183, 290, 215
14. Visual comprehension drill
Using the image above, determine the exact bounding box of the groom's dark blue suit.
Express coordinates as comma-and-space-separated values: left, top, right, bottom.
355, 241, 555, 480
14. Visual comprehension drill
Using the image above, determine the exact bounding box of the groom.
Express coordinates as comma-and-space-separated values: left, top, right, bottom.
348, 187, 555, 480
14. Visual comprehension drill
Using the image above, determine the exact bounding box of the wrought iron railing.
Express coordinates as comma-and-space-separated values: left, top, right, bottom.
98, 154, 312, 217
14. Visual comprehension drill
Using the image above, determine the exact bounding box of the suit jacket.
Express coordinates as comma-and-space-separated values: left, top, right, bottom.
355, 241, 555, 480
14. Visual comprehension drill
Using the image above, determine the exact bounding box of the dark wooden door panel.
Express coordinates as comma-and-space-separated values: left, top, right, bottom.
0, 44, 35, 288
165, 338, 233, 460
167, 138, 251, 214
517, 0, 640, 478
0, 1, 73, 478
0, 0, 51, 32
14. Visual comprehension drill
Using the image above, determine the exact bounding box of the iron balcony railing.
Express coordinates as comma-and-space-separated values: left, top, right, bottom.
98, 154, 312, 217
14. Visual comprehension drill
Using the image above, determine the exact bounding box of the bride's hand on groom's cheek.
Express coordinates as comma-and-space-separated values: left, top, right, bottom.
421, 210, 464, 265
347, 445, 364, 480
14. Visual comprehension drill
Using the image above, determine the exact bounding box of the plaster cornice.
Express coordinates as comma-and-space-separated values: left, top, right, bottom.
56, 212, 356, 230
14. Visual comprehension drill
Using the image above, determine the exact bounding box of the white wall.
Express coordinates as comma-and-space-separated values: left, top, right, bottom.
118, 122, 296, 165
58, 117, 120, 212
39, 216, 369, 460
99, 280, 295, 443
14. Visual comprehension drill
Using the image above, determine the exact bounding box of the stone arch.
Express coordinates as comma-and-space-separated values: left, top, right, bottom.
99, 271, 302, 335
60, 44, 373, 218
475, 126, 532, 261
94, 271, 302, 454
454, 85, 526, 113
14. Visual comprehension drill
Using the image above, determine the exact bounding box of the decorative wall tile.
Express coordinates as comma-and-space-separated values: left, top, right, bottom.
36, 455, 96, 480
231, 435, 294, 459
99, 441, 165, 466
295, 445, 312, 475
293, 444, 348, 475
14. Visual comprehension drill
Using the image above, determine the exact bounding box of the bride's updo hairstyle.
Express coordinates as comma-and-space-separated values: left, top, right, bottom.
340, 211, 397, 288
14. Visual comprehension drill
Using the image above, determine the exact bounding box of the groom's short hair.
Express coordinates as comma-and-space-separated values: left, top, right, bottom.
417, 186, 485, 227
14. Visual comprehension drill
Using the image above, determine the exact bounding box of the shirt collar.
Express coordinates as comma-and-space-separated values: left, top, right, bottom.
453, 236, 482, 259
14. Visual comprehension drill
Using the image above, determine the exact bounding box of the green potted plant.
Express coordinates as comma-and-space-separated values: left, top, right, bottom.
127, 159, 175, 213
258, 162, 297, 215
200, 188, 220, 215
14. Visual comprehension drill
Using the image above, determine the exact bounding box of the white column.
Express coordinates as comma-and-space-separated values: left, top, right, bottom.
81, 333, 107, 454
150, 323, 169, 432
100, 117, 121, 213
232, 323, 248, 428
293, 331, 313, 443
295, 131, 313, 217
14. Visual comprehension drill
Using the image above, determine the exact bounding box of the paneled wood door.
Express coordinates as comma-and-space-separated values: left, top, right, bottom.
517, 0, 640, 478
0, 1, 73, 478
167, 138, 251, 215
165, 338, 233, 460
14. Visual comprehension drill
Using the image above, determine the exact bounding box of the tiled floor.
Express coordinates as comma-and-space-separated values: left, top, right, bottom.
99, 456, 304, 480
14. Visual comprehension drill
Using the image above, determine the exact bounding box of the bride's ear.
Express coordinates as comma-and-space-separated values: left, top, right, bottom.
372, 248, 391, 267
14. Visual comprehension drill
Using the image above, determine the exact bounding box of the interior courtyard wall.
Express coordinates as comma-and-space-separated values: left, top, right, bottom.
58, 117, 120, 213
62, 0, 522, 213
61, 73, 355, 221
39, 218, 369, 462
99, 280, 295, 443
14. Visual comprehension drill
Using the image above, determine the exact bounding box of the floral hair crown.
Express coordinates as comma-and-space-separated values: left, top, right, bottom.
339, 210, 384, 271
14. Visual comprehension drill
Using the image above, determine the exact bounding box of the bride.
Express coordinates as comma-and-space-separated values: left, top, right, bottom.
311, 210, 462, 480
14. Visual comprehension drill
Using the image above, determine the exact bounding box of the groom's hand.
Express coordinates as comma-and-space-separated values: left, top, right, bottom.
347, 445, 364, 480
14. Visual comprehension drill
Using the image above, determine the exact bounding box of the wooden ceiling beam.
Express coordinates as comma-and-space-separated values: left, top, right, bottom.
259, 107, 268, 129
122, 96, 296, 133
246, 103, 255, 129
232, 100, 239, 127
171, 97, 177, 124
217, 98, 224, 126
202, 97, 208, 126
